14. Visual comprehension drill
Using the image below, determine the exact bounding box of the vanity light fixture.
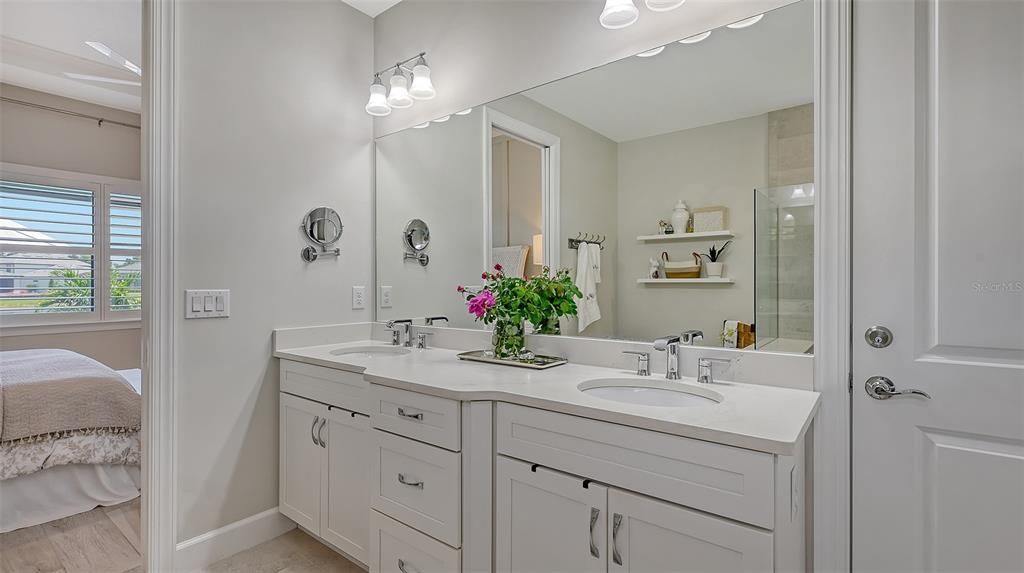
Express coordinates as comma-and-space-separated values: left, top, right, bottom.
365, 74, 392, 116
726, 13, 764, 29
679, 30, 711, 44
413, 122, 431, 129
636, 46, 666, 58
432, 115, 452, 123
645, 0, 685, 12
408, 55, 436, 100
365, 52, 436, 116
455, 108, 473, 116
600, 0, 640, 29
386, 65, 414, 109
85, 41, 142, 76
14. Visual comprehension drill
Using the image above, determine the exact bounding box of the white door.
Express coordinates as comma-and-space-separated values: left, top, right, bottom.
495, 456, 607, 573
607, 488, 772, 573
852, 1, 1024, 571
279, 393, 324, 533
321, 408, 371, 564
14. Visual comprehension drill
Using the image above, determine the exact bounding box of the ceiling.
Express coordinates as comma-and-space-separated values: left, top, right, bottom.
341, 0, 404, 18
0, 0, 142, 112
522, 0, 813, 143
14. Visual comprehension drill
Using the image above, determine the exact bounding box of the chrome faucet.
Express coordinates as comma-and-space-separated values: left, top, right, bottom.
653, 335, 681, 380
697, 357, 731, 384
680, 330, 704, 345
385, 319, 413, 347
622, 351, 650, 376
424, 316, 449, 326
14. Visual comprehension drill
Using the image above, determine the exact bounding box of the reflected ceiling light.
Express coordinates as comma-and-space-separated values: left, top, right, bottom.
64, 72, 142, 87
85, 41, 142, 76
432, 115, 452, 123
408, 55, 436, 100
413, 122, 430, 129
600, 0, 639, 29
792, 187, 807, 198
455, 108, 473, 115
679, 30, 711, 44
726, 13, 764, 29
636, 46, 665, 58
364, 74, 392, 116
386, 65, 414, 109
645, 0, 685, 12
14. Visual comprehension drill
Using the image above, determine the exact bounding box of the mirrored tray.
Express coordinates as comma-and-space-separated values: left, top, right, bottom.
457, 350, 567, 370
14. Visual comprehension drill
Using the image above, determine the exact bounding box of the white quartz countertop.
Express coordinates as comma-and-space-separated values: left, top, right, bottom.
274, 340, 820, 455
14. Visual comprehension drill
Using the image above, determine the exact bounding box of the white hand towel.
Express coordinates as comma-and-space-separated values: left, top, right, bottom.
588, 243, 601, 284
575, 243, 601, 332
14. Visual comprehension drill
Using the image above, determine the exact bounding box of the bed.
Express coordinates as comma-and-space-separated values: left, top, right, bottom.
0, 349, 141, 533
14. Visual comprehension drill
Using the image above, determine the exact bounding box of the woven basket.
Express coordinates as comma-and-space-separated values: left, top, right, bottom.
661, 252, 701, 279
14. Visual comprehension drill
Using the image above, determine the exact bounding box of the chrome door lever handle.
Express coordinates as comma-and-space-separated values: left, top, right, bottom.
865, 376, 931, 400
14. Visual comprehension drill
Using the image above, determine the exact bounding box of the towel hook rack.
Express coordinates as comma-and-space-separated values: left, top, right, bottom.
568, 232, 606, 251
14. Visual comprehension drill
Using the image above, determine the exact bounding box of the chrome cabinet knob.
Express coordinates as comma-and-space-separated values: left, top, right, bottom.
865, 376, 931, 400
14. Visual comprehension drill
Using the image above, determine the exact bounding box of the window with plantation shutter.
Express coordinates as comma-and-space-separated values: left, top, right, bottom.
0, 167, 142, 326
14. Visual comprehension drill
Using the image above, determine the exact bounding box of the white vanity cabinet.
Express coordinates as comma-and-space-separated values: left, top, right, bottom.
278, 361, 371, 565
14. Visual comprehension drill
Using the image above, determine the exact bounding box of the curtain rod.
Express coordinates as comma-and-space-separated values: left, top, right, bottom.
0, 96, 141, 130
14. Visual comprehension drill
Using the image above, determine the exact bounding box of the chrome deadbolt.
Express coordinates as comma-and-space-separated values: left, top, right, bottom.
865, 326, 893, 349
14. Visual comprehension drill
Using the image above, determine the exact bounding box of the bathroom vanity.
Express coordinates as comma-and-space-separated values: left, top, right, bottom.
274, 327, 818, 573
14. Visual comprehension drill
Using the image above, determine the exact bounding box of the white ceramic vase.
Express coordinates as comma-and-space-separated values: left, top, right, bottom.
705, 262, 724, 277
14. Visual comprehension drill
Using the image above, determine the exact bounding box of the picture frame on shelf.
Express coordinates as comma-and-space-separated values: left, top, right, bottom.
692, 206, 728, 232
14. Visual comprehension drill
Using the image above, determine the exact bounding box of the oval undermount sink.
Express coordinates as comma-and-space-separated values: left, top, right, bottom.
330, 346, 411, 357
578, 379, 722, 407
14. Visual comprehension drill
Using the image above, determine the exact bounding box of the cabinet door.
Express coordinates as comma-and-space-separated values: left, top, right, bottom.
607, 488, 773, 573
279, 393, 325, 533
321, 407, 371, 564
495, 456, 607, 573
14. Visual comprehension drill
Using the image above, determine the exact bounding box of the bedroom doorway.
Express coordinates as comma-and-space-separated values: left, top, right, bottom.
0, 1, 147, 570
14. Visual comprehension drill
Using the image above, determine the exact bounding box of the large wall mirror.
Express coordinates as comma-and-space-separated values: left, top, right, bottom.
376, 0, 814, 354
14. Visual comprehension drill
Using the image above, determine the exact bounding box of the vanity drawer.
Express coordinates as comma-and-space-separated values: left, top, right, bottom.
371, 385, 461, 451
370, 511, 461, 573
495, 403, 775, 529
371, 430, 462, 547
280, 360, 369, 414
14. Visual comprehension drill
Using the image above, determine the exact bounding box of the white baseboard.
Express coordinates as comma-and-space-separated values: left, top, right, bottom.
174, 507, 296, 571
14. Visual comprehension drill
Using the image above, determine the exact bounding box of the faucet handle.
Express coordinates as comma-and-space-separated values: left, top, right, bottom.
415, 332, 433, 349
622, 351, 650, 376
697, 356, 732, 384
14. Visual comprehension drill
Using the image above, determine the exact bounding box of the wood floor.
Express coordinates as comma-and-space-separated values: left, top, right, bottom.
0, 500, 362, 573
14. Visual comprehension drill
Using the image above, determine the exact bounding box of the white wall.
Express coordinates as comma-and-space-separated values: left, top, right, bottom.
0, 83, 142, 369
175, 0, 373, 541
373, 0, 800, 136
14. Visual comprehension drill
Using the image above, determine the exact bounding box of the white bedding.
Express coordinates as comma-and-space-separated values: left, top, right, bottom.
0, 464, 140, 533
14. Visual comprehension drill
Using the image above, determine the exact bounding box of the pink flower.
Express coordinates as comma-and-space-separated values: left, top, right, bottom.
467, 290, 496, 319
457, 285, 465, 293
494, 263, 503, 272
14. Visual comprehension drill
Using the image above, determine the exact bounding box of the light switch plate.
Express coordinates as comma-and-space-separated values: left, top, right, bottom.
352, 286, 366, 310
185, 289, 230, 319
380, 286, 393, 308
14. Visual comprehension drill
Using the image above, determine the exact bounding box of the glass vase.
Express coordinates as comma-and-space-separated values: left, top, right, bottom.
491, 317, 526, 359
533, 316, 562, 336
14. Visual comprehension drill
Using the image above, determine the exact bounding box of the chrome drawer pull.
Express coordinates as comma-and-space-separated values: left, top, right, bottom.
612, 513, 623, 566
589, 507, 600, 558
397, 558, 417, 573
397, 407, 424, 421
310, 416, 321, 447
316, 418, 327, 448
397, 473, 424, 489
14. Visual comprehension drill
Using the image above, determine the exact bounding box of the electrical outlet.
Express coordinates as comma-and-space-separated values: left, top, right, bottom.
380, 286, 393, 308
352, 286, 366, 310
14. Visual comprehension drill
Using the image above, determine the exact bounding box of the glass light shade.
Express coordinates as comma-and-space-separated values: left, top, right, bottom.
387, 71, 414, 109
413, 122, 430, 129
364, 80, 391, 117
432, 115, 451, 123
409, 61, 436, 100
726, 13, 764, 29
455, 108, 473, 116
645, 0, 685, 12
679, 30, 711, 44
636, 46, 665, 58
600, 0, 639, 29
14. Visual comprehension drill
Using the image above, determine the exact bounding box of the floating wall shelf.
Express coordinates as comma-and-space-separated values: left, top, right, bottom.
636, 230, 734, 242
636, 278, 735, 285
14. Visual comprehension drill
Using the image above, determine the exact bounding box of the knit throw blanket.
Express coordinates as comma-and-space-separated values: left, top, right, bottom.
0, 349, 141, 445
